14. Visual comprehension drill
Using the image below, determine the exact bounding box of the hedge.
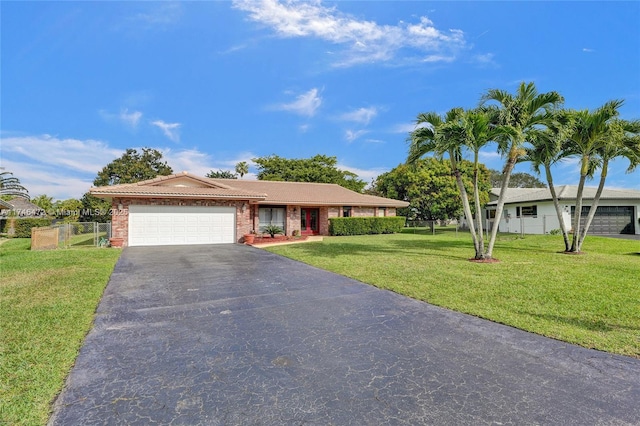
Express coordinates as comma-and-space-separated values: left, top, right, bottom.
329, 216, 406, 236
0, 218, 53, 238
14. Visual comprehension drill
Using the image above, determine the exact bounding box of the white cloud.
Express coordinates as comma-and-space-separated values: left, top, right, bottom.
582, 48, 595, 53
392, 121, 429, 134
345, 129, 368, 142
151, 120, 181, 142
473, 53, 497, 67
337, 162, 389, 184
339, 107, 378, 125
272, 88, 322, 117
119, 108, 143, 127
233, 0, 466, 67
127, 2, 183, 28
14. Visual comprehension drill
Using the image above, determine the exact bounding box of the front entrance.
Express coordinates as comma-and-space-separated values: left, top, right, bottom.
300, 208, 320, 235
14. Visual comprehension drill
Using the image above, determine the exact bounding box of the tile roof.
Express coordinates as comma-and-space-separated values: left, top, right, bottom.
209, 179, 410, 207
90, 172, 267, 200
487, 185, 640, 205
89, 172, 409, 207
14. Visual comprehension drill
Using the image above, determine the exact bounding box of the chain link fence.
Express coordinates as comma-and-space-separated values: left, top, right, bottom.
55, 222, 112, 248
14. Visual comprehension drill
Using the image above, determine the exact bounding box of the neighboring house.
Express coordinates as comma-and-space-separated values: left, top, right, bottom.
484, 186, 640, 235
90, 172, 409, 247
0, 197, 46, 218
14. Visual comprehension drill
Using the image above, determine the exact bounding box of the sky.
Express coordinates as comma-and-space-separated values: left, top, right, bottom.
2, 0, 639, 201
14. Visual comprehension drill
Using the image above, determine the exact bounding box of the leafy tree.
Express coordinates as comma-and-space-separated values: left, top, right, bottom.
83, 148, 173, 222
564, 101, 640, 252
0, 171, 29, 200
252, 154, 366, 192
235, 161, 249, 178
480, 82, 563, 259
409, 107, 510, 259
489, 170, 546, 188
54, 198, 83, 222
408, 108, 485, 258
94, 148, 173, 187
206, 170, 238, 179
522, 111, 573, 251
373, 158, 489, 221
31, 195, 55, 214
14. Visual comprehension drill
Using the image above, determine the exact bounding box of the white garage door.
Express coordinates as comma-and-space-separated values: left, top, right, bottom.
128, 205, 236, 246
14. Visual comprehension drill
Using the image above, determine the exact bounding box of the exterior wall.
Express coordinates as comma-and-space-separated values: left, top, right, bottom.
387, 208, 397, 217
287, 205, 301, 236
111, 197, 250, 246
490, 200, 640, 235
319, 207, 330, 235
352, 207, 375, 217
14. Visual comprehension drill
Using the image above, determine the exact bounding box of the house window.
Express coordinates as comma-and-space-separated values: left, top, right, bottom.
486, 209, 497, 219
516, 205, 537, 218
377, 207, 386, 217
343, 206, 352, 217
258, 207, 286, 233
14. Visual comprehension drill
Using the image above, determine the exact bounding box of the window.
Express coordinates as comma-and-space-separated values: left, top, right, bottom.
343, 206, 352, 217
258, 207, 286, 232
486, 209, 497, 219
516, 205, 537, 218
377, 207, 386, 217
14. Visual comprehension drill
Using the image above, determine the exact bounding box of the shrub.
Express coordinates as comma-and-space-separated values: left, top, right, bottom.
1, 218, 53, 238
549, 228, 561, 235
329, 217, 405, 236
263, 225, 284, 238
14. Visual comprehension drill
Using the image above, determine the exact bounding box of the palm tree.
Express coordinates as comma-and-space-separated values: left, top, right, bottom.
563, 100, 628, 252
408, 108, 484, 259
522, 111, 573, 251
235, 161, 249, 179
481, 82, 564, 259
569, 111, 640, 252
0, 171, 29, 200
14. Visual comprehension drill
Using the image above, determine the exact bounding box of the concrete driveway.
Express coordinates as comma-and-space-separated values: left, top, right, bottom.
50, 245, 640, 425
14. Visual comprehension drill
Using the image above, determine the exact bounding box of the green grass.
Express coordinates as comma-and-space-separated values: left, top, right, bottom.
266, 232, 640, 358
0, 239, 121, 426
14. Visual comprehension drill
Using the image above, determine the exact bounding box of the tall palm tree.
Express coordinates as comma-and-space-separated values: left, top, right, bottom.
0, 171, 29, 200
522, 111, 573, 251
408, 108, 484, 259
570, 113, 640, 252
563, 100, 628, 252
235, 161, 249, 179
481, 82, 564, 258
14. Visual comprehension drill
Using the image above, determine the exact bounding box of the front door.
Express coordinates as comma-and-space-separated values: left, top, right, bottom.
300, 208, 319, 235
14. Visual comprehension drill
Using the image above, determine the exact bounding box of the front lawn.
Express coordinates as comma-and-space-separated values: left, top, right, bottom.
266, 232, 640, 358
0, 239, 121, 426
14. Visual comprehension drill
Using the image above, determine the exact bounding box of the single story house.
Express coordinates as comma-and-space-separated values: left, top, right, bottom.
90, 172, 409, 247
0, 197, 46, 218
484, 185, 640, 235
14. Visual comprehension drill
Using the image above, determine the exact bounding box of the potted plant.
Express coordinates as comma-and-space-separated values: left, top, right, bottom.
243, 230, 256, 244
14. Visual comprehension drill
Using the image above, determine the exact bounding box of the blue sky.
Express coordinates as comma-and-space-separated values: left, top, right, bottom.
2, 1, 639, 200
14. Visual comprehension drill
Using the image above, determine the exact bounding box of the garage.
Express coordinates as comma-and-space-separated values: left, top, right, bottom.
128, 205, 236, 246
572, 205, 635, 235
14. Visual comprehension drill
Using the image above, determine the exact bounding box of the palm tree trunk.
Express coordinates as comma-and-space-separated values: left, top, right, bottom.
576, 160, 608, 252
486, 149, 517, 259
570, 156, 589, 252
544, 164, 570, 252
473, 152, 485, 256
450, 155, 482, 258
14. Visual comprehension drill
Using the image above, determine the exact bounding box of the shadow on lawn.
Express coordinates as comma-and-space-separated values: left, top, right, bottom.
516, 310, 640, 333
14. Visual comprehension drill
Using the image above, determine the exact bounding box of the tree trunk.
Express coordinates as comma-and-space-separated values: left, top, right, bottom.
569, 156, 589, 252
450, 154, 482, 258
544, 164, 570, 252
472, 152, 485, 257
486, 148, 518, 259
576, 160, 608, 252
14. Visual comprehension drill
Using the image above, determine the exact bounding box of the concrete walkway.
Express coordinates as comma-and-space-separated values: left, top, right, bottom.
49, 245, 640, 425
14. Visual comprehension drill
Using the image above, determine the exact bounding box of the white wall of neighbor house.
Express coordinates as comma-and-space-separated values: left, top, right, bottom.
490, 200, 640, 235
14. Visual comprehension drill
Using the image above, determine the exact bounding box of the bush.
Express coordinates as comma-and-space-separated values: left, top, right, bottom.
263, 225, 284, 238
329, 217, 405, 236
1, 218, 53, 238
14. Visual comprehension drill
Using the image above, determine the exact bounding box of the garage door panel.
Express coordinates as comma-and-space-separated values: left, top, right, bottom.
128, 205, 236, 246
571, 205, 634, 235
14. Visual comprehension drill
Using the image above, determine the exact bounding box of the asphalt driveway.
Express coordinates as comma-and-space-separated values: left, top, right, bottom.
50, 244, 640, 425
